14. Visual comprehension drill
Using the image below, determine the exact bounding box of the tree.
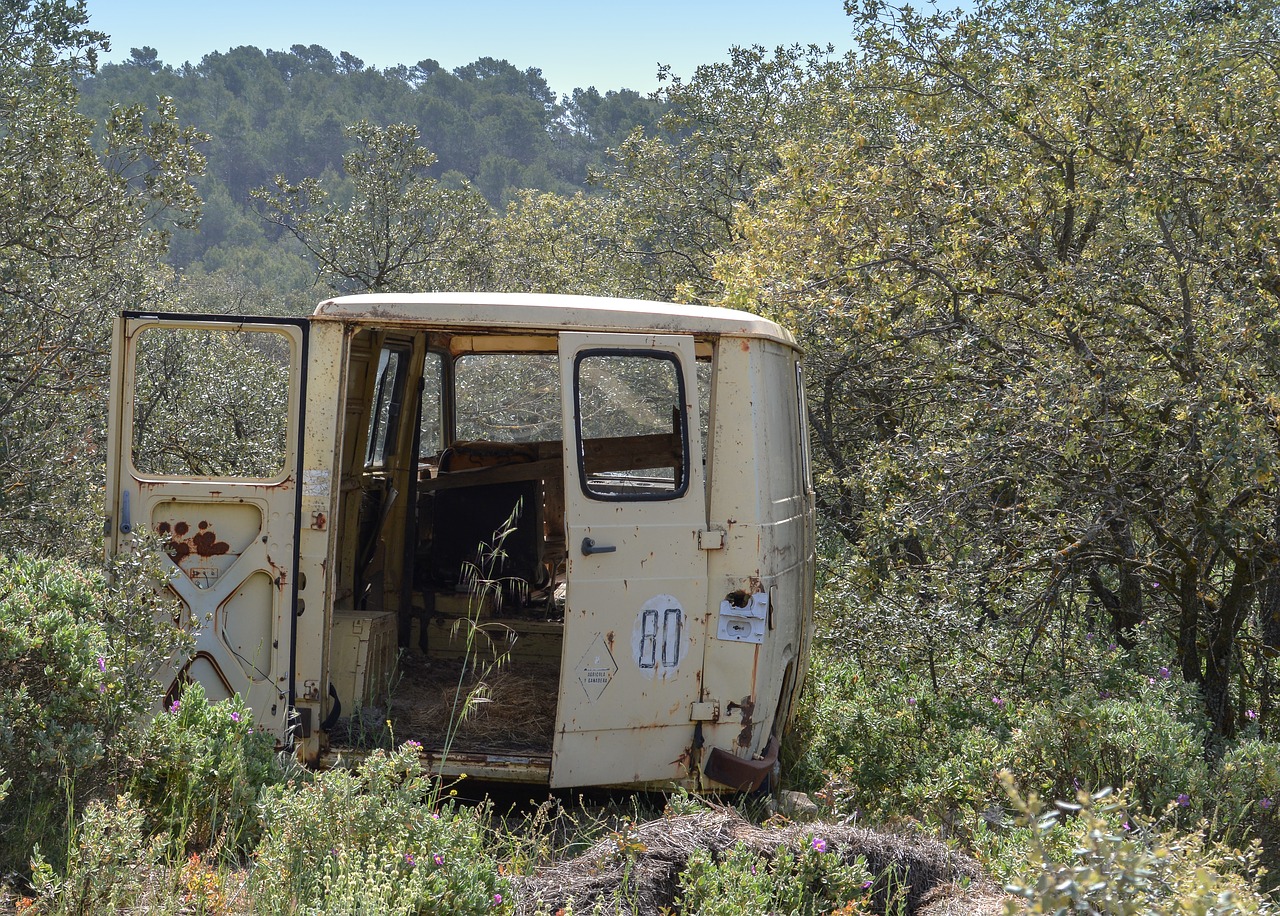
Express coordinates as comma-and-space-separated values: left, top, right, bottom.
719, 0, 1280, 738
594, 44, 846, 302
0, 0, 205, 551
253, 120, 494, 292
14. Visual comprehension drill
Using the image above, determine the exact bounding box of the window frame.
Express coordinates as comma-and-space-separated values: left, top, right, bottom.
571, 346, 692, 503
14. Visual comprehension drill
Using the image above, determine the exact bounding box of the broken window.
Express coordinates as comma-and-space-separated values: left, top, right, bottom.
131, 325, 292, 479
573, 350, 688, 500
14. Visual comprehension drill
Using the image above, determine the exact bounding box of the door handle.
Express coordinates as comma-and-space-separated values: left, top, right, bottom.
581, 537, 616, 556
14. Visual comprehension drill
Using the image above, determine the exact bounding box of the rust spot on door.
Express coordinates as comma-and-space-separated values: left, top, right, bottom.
162, 519, 231, 564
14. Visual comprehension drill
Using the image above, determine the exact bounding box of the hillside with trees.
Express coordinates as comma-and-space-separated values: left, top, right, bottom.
76, 44, 667, 296
6, 0, 1280, 912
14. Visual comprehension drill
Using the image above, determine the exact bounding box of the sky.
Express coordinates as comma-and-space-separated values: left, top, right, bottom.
87, 1, 861, 97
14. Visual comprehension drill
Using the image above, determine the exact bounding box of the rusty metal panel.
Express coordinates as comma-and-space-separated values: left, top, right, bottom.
108, 313, 308, 742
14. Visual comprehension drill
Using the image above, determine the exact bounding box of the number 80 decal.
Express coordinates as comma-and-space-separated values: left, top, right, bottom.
632, 594, 687, 678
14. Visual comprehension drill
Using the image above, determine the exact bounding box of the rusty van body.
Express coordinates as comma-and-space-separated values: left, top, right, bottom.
104, 293, 815, 791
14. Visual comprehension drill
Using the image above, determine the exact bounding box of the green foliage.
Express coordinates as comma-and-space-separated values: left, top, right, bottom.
28, 794, 161, 916
0, 549, 188, 873
78, 44, 668, 279
679, 839, 873, 916
1210, 740, 1280, 850
251, 742, 510, 915
130, 681, 280, 853
254, 120, 494, 293
1002, 777, 1276, 915
719, 0, 1280, 742
0, 0, 205, 552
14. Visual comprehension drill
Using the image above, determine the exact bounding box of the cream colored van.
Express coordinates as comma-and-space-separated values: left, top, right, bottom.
105, 293, 814, 791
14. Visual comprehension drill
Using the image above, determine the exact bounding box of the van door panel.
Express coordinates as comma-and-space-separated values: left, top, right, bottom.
552, 332, 709, 788
107, 313, 307, 738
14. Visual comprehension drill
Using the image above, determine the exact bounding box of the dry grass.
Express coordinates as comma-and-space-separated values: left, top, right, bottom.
512, 804, 1006, 916
390, 654, 558, 754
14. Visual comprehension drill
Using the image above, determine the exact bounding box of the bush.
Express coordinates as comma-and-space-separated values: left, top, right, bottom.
1002, 775, 1276, 915
0, 549, 188, 873
1005, 688, 1209, 812
130, 680, 280, 853
27, 794, 159, 916
251, 742, 510, 915
679, 838, 873, 916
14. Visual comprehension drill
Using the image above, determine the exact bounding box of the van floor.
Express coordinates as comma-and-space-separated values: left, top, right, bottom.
385, 653, 559, 755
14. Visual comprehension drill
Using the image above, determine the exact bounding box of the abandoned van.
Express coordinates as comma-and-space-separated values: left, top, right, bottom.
104, 293, 814, 792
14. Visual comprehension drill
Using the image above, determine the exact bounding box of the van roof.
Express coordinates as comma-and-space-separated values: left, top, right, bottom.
313, 292, 797, 348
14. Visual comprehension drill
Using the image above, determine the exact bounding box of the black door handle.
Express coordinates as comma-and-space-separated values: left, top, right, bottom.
581, 536, 616, 556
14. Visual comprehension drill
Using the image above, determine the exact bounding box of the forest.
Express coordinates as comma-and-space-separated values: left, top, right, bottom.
4, 0, 1280, 912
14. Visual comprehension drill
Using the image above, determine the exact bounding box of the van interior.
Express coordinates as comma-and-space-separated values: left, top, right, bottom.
328, 328, 708, 761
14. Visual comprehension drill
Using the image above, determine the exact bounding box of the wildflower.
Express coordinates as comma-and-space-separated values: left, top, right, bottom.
1246, 709, 1258, 721
1262, 797, 1274, 811
1159, 666, 1171, 679
97, 656, 106, 672
1148, 677, 1156, 685
404, 852, 416, 866
862, 880, 873, 889
992, 695, 1005, 707
231, 711, 241, 723
811, 837, 827, 853
906, 697, 917, 706
433, 853, 444, 866
493, 893, 503, 906
170, 699, 181, 714
1177, 793, 1190, 807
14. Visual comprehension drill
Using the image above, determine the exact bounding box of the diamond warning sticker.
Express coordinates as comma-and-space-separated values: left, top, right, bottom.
576, 632, 618, 702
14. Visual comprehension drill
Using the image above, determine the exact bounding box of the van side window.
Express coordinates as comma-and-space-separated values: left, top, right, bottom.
366, 345, 409, 468
131, 325, 292, 479
419, 351, 443, 457
455, 353, 560, 442
573, 350, 689, 500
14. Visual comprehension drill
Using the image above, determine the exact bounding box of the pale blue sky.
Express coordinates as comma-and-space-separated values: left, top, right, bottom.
88, 1, 862, 96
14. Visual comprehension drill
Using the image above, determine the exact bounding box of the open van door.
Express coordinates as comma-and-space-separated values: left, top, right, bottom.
551, 332, 709, 787
105, 312, 307, 738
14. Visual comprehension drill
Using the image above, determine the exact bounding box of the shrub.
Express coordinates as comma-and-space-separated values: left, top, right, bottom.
28, 794, 160, 916
1002, 775, 1276, 915
0, 549, 188, 873
251, 742, 510, 915
679, 838, 873, 916
1005, 689, 1209, 812
130, 680, 280, 853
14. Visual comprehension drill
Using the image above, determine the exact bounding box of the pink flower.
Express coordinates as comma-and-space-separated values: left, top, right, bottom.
433, 853, 444, 866
231, 711, 241, 723
493, 893, 503, 906
404, 852, 415, 866
992, 695, 1005, 707
1246, 709, 1258, 721
811, 837, 827, 853
97, 656, 106, 672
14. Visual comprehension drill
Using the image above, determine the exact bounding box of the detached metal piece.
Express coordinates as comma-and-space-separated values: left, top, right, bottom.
704, 735, 780, 792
